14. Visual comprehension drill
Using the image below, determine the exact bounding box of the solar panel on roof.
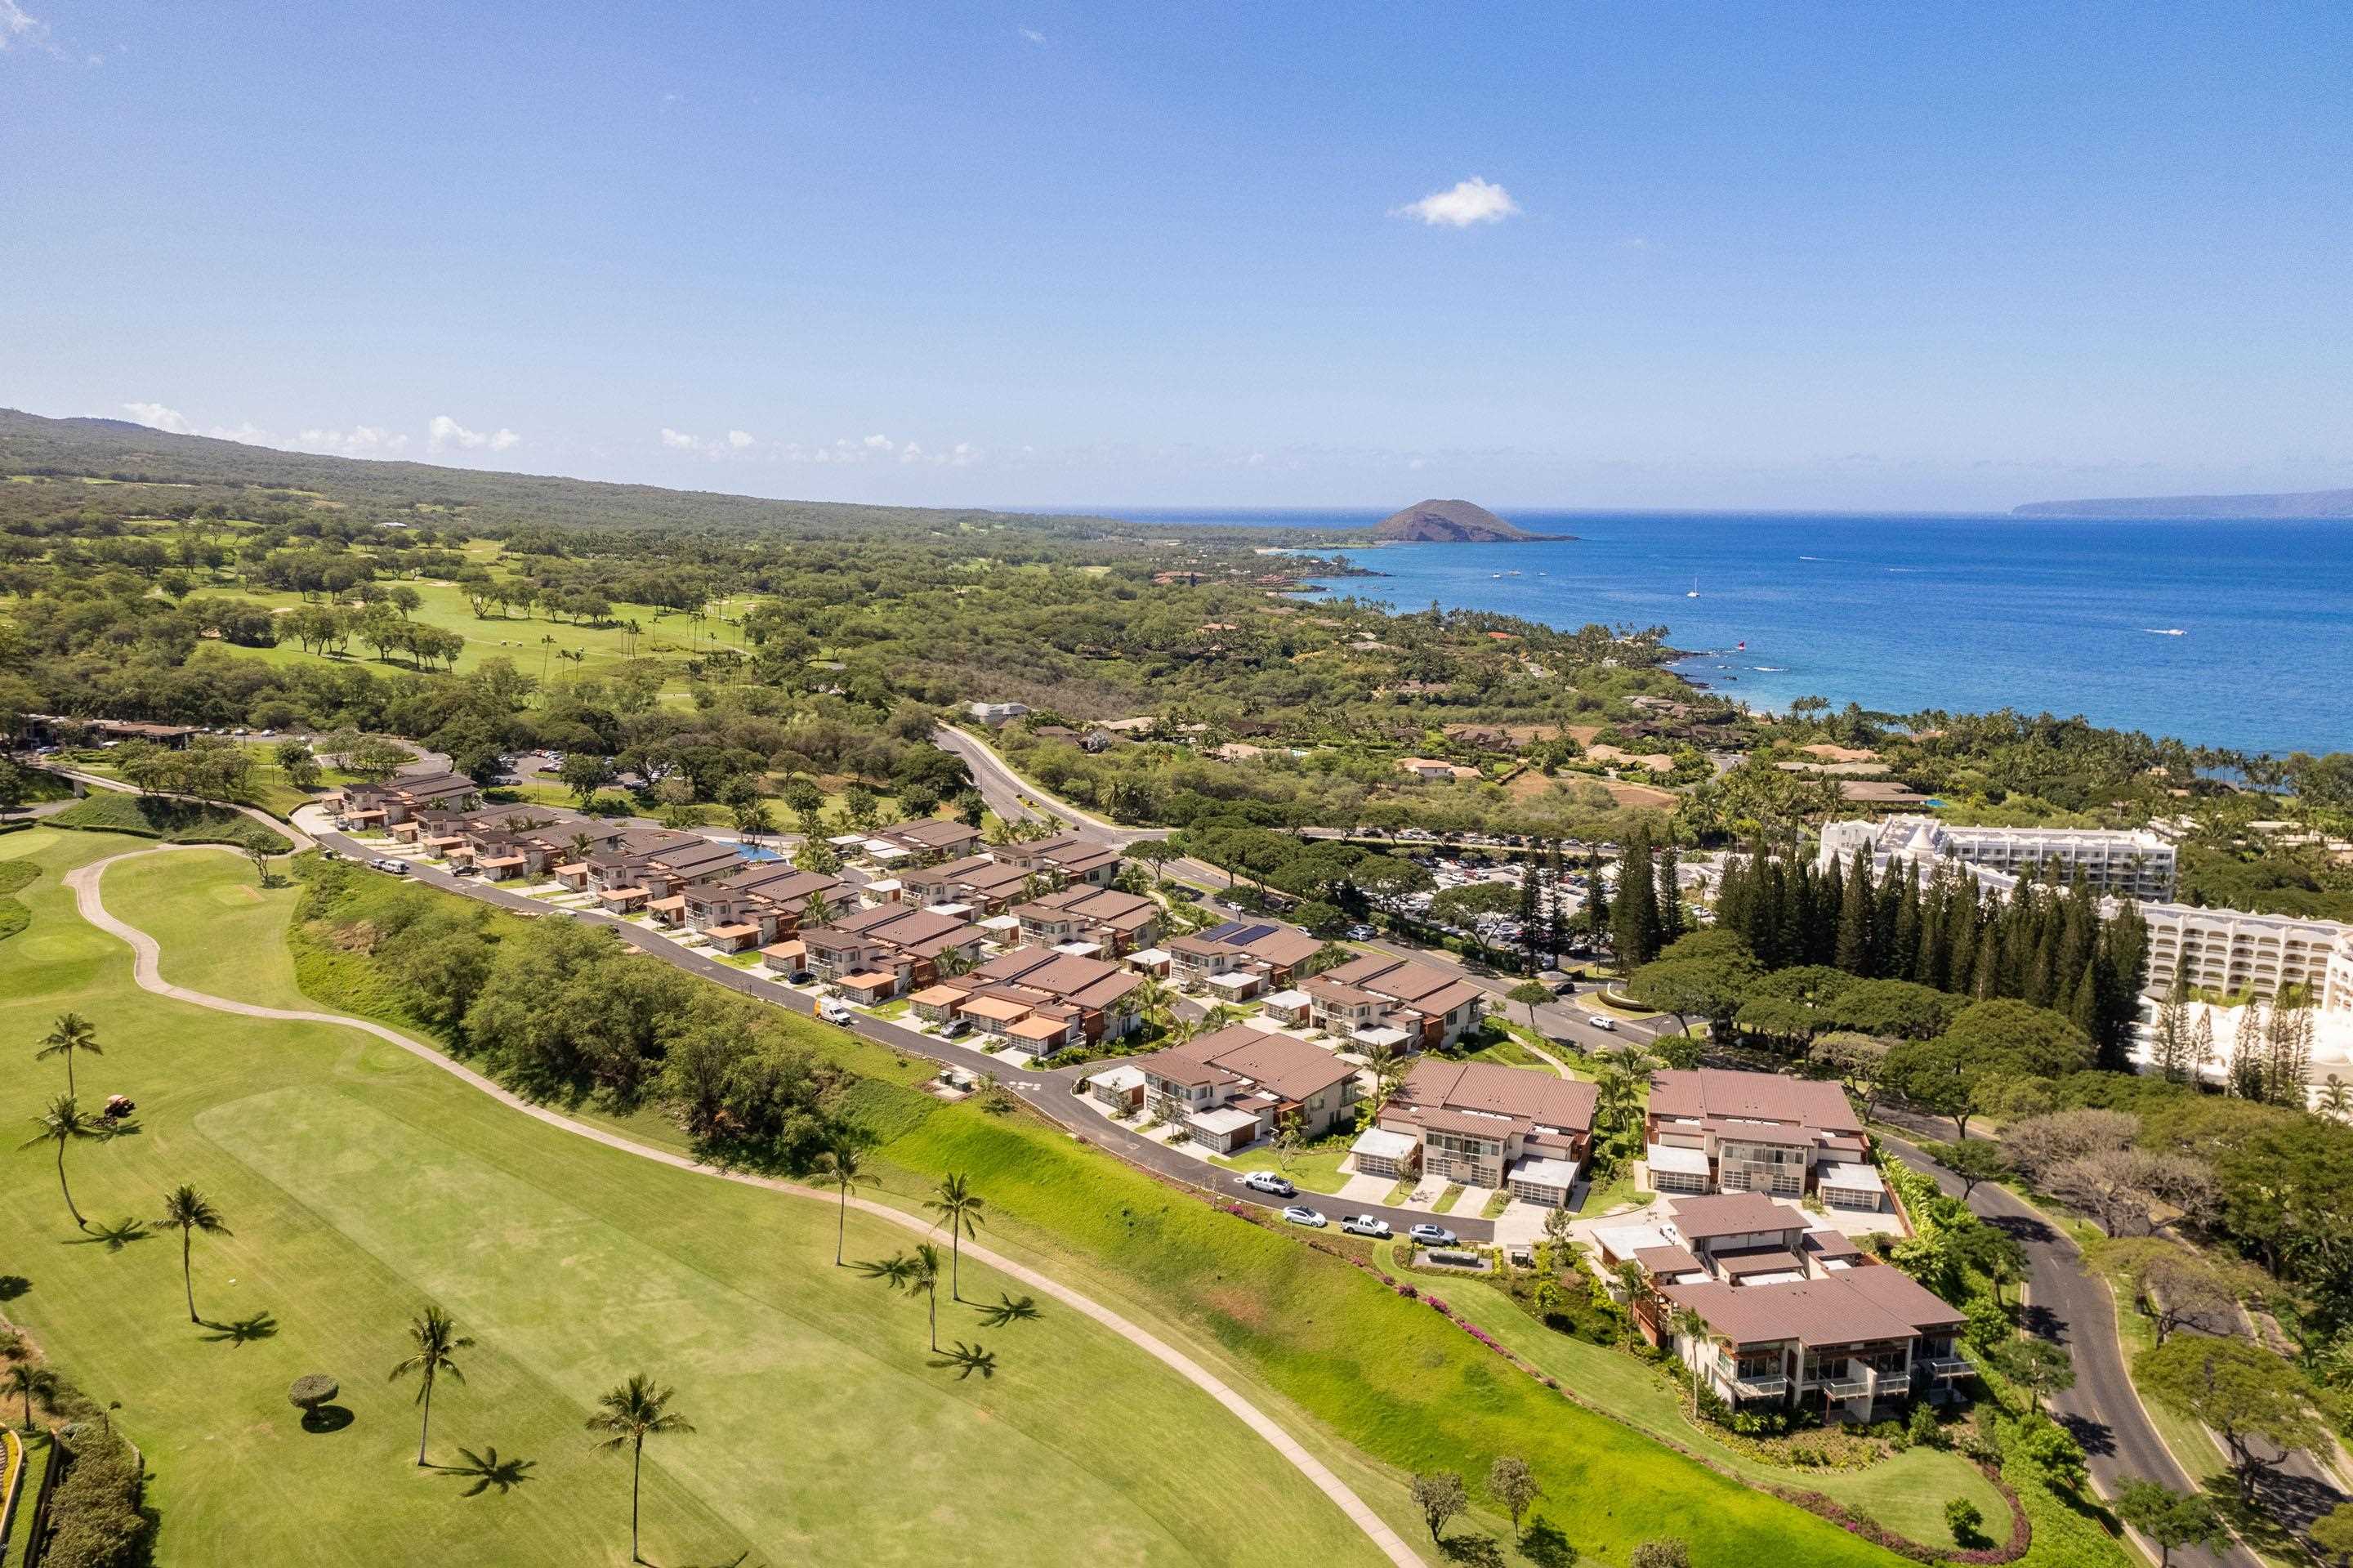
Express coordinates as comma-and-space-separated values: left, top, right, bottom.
1200, 920, 1248, 942
1226, 922, 1279, 945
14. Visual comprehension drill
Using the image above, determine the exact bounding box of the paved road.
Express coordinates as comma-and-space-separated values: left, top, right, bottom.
67, 842, 1425, 1568
297, 808, 1493, 1244
934, 725, 1167, 844
1878, 1128, 2273, 1568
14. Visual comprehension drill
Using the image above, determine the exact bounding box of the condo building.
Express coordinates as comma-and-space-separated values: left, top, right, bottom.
1817, 815, 2175, 899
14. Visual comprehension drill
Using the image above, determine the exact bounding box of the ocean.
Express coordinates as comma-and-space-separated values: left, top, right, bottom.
1105, 509, 2353, 757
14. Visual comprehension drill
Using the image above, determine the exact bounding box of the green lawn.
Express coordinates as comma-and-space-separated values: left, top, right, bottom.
0, 831, 1394, 1568
186, 578, 756, 686
1431, 1182, 1466, 1214
1210, 1141, 1352, 1195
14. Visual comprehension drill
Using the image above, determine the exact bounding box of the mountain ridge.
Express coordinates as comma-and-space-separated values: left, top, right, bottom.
2013, 485, 2353, 520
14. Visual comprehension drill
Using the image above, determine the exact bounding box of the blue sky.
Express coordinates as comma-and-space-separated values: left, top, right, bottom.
7, 2, 2350, 511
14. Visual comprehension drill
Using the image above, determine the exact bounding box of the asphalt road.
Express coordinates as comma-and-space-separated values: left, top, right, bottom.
303, 811, 1492, 1244
1875, 1128, 2343, 1568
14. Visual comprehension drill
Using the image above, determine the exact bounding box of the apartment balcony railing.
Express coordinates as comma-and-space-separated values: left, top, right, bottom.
1818, 1373, 1873, 1401
1920, 1355, 1975, 1380
1728, 1373, 1787, 1398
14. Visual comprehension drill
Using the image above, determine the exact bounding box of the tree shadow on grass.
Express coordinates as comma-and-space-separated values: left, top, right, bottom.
68, 1218, 152, 1252
297, 1404, 355, 1433
199, 1311, 279, 1347
1436, 1533, 1506, 1567
1518, 1520, 1579, 1568
433, 1445, 538, 1497
0, 1275, 29, 1302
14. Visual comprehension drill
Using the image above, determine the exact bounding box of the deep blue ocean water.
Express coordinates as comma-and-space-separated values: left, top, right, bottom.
1102, 509, 2352, 756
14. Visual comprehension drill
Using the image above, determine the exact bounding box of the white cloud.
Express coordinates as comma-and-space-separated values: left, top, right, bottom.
1392, 175, 1520, 228
659, 427, 699, 449
294, 426, 409, 458
0, 1, 43, 49
428, 414, 520, 453
726, 429, 755, 449
1018, 26, 1046, 44
122, 400, 193, 434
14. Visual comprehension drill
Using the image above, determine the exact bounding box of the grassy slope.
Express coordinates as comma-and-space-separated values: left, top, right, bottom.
47, 792, 290, 852
1405, 1250, 2011, 1551
1, 833, 1388, 1568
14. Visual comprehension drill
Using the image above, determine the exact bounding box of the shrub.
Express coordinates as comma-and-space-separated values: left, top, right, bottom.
1945, 1496, 1986, 1547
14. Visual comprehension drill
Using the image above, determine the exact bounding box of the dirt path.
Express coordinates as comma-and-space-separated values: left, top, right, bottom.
63, 845, 1424, 1568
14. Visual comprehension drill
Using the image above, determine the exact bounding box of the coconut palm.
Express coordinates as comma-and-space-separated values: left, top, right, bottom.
1131, 974, 1174, 1032
7, 1363, 61, 1432
1668, 1306, 1712, 1418
155, 1184, 231, 1323
933, 945, 976, 980
801, 891, 838, 930
976, 1293, 1039, 1328
816, 1137, 864, 1267
33, 1012, 101, 1098
587, 1374, 695, 1564
927, 1341, 997, 1381
855, 1244, 944, 1350
20, 1094, 108, 1231
925, 1173, 987, 1302
389, 1303, 476, 1467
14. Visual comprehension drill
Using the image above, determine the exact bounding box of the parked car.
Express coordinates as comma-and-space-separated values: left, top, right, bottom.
939, 1016, 973, 1039
785, 969, 814, 986
1279, 1205, 1327, 1228
1241, 1170, 1297, 1198
1346, 924, 1377, 940
1587, 1014, 1616, 1032
818, 998, 854, 1025
371, 858, 410, 876
1408, 1223, 1458, 1246
1339, 1214, 1391, 1238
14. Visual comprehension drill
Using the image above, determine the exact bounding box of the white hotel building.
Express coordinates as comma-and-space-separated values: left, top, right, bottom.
1816, 816, 2177, 900
1817, 816, 2353, 1018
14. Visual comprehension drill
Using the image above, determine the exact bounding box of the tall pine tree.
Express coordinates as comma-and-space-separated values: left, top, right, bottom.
1613, 827, 1660, 972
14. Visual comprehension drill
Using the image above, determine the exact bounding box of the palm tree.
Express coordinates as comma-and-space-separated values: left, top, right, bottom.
927, 1341, 997, 1380
855, 1245, 944, 1351
933, 945, 976, 980
21, 1094, 107, 1231
926, 1173, 986, 1302
976, 1293, 1039, 1327
1668, 1307, 1712, 1418
34, 1012, 101, 1098
2320, 1074, 2351, 1120
816, 1137, 864, 1267
6, 1363, 61, 1432
587, 1374, 695, 1564
389, 1303, 476, 1467
1131, 974, 1174, 1032
155, 1184, 230, 1323
801, 891, 838, 930
569, 832, 596, 865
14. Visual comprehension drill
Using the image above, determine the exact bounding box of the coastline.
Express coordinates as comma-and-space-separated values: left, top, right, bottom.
1275, 515, 2353, 757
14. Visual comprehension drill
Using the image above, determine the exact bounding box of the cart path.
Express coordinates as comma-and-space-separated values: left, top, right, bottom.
64, 845, 1425, 1568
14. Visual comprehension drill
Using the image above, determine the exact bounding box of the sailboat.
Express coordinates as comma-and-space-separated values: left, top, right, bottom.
1685, 575, 1699, 598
